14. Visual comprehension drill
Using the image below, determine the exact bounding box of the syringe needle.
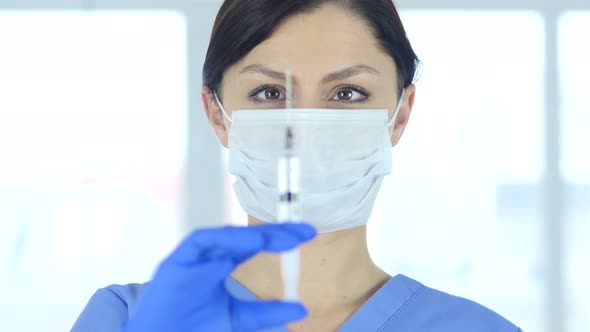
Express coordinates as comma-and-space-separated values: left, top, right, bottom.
286, 71, 293, 109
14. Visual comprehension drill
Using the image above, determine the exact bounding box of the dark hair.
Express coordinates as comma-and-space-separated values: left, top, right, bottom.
202, 0, 419, 97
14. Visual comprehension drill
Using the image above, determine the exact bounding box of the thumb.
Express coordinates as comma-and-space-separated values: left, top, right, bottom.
231, 299, 308, 331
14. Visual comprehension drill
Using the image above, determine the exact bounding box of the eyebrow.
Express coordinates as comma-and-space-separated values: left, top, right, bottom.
239, 64, 380, 83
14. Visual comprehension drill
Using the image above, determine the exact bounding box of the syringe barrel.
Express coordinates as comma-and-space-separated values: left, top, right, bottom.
277, 155, 301, 196
277, 155, 301, 221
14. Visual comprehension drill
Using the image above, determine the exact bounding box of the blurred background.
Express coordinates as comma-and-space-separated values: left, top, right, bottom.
0, 0, 587, 331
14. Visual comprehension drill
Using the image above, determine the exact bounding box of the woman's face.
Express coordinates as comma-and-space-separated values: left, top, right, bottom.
202, 4, 415, 147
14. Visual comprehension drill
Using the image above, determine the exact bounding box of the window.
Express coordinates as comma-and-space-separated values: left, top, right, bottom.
0, 11, 187, 332
368, 12, 544, 332
560, 12, 590, 332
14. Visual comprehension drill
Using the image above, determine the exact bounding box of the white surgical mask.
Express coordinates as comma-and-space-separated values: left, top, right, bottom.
214, 91, 404, 233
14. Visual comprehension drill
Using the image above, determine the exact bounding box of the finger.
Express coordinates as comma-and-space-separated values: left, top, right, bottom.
251, 222, 316, 253
143, 261, 232, 316
232, 299, 308, 331
272, 222, 317, 244
168, 223, 316, 266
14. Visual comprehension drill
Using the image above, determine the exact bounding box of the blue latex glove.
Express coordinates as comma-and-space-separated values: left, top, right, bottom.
122, 222, 316, 332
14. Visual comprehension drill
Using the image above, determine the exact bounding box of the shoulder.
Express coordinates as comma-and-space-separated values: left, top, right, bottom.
71, 282, 149, 332
391, 275, 522, 331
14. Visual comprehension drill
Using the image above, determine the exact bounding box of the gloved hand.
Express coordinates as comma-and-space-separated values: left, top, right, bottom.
122, 222, 316, 332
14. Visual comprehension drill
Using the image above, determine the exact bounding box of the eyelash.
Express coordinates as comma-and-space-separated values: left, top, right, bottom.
248, 84, 370, 104
248, 84, 281, 103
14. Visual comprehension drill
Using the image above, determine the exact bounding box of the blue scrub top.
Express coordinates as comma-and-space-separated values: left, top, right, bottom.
71, 274, 522, 332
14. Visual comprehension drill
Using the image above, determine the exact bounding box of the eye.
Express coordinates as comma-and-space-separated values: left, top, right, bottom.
249, 84, 285, 103
330, 85, 369, 103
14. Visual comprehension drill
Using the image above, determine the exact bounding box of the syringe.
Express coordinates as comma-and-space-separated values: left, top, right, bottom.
277, 127, 301, 301
277, 71, 302, 301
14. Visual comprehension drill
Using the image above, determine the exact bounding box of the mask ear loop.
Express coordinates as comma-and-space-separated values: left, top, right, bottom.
387, 89, 406, 128
213, 90, 233, 123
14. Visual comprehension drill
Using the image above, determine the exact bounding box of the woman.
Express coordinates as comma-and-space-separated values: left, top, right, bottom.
72, 0, 522, 331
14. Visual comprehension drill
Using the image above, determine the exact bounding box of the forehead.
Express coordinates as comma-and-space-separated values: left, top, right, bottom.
227, 5, 396, 78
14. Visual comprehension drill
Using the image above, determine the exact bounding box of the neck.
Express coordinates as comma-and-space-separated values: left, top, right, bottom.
231, 217, 391, 316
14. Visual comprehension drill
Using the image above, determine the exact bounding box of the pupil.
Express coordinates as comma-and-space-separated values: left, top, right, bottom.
265, 89, 280, 100
339, 90, 353, 100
